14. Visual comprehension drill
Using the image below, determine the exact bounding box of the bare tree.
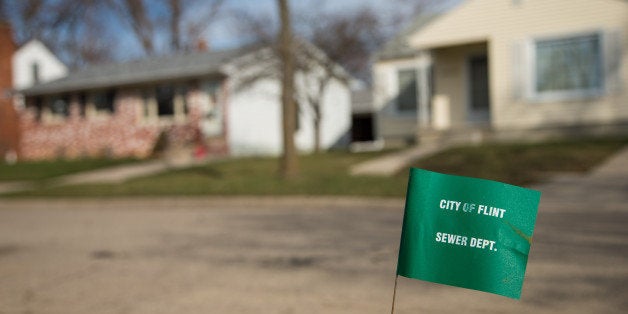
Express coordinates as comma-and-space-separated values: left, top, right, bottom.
232, 1, 444, 155
277, 0, 298, 179
304, 7, 386, 82
293, 43, 350, 153
110, 0, 225, 55
113, 0, 156, 55
3, 0, 226, 67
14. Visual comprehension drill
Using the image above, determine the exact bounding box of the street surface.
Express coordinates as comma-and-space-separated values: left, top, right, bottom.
0, 190, 626, 313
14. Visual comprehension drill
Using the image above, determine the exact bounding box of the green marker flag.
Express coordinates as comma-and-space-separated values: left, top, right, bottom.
397, 168, 541, 299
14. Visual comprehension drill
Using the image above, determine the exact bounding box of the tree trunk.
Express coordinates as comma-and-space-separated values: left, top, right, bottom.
311, 79, 329, 154
313, 112, 321, 153
277, 0, 298, 179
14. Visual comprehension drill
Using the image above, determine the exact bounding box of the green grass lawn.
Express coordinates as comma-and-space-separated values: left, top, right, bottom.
412, 138, 628, 186
0, 158, 140, 182
12, 151, 407, 197
6, 137, 627, 198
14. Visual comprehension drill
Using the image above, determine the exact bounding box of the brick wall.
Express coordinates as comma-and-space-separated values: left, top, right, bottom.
0, 22, 18, 159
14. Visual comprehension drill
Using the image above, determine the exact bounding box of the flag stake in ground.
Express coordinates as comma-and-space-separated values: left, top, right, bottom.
392, 168, 540, 309
390, 274, 398, 314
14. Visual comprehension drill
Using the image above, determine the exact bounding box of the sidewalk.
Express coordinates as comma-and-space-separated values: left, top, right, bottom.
0, 156, 206, 195
350, 143, 449, 176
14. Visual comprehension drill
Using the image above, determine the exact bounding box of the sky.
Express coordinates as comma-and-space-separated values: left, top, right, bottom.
105, 0, 424, 61
5, 0, 461, 65
206, 0, 402, 50
202, 0, 460, 52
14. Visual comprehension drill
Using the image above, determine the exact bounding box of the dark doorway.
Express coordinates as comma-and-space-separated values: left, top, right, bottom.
468, 55, 490, 123
351, 114, 375, 142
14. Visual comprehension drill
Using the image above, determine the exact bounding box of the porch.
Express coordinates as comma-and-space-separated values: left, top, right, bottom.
417, 41, 493, 145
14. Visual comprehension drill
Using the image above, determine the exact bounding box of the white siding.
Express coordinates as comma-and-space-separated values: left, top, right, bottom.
12, 40, 67, 90
227, 78, 283, 156
372, 54, 432, 143
404, 0, 628, 132
227, 66, 352, 156
320, 78, 351, 148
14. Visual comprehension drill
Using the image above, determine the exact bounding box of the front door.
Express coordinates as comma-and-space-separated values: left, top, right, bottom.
468, 55, 490, 123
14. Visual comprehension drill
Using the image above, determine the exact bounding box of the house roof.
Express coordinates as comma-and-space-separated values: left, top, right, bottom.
23, 46, 256, 96
375, 12, 443, 61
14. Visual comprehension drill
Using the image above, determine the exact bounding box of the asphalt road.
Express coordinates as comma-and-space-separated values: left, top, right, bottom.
0, 190, 626, 314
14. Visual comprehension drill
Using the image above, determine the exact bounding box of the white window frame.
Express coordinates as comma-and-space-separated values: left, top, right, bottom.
526, 31, 605, 102
139, 89, 158, 125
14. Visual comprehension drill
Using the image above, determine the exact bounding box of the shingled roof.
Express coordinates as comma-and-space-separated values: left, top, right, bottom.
23, 46, 256, 96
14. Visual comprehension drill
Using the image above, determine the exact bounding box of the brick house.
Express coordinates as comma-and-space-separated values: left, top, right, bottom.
19, 45, 352, 160
0, 22, 18, 160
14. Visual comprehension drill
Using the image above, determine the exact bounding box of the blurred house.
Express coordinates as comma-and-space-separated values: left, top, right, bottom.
0, 22, 17, 160
0, 23, 69, 161
12, 39, 68, 91
18, 45, 351, 160
373, 0, 628, 147
350, 87, 384, 152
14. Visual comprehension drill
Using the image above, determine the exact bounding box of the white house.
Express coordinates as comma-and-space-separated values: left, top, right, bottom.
12, 39, 68, 113
226, 46, 352, 155
374, 0, 628, 146
18, 44, 352, 160
12, 39, 67, 90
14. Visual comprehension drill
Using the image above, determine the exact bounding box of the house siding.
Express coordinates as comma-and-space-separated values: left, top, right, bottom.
373, 57, 423, 145
12, 40, 68, 91
228, 65, 351, 156
0, 23, 18, 159
408, 0, 628, 137
316, 77, 352, 149
432, 42, 488, 129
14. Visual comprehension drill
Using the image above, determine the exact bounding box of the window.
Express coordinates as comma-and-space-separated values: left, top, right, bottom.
534, 33, 603, 98
40, 95, 70, 123
397, 69, 418, 112
93, 89, 116, 113
33, 97, 44, 121
156, 85, 175, 116
150, 84, 189, 122
50, 95, 70, 117
85, 89, 116, 119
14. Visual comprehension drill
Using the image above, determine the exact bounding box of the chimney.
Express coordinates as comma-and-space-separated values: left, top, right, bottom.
196, 38, 210, 52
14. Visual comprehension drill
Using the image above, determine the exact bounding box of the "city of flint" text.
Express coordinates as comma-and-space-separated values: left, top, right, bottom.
439, 199, 506, 218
